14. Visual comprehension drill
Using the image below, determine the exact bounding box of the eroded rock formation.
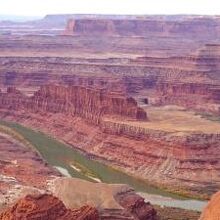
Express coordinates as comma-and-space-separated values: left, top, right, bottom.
1, 14, 220, 38
156, 44, 220, 115
0, 85, 147, 124
0, 84, 220, 198
154, 44, 220, 115
63, 16, 220, 39
0, 194, 99, 220
156, 82, 220, 114
0, 35, 220, 115
0, 123, 157, 220
2, 14, 220, 218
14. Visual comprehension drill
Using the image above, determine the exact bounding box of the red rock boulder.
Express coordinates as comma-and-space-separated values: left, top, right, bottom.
0, 194, 99, 220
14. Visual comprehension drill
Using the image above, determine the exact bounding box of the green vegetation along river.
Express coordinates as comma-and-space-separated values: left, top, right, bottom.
0, 120, 207, 211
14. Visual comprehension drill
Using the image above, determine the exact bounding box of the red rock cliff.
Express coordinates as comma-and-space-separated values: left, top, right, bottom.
0, 194, 99, 220
63, 17, 220, 38
156, 82, 220, 114
154, 43, 220, 114
0, 85, 147, 124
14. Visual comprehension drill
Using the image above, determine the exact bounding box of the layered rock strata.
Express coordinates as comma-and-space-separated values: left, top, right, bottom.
0, 194, 99, 220
0, 85, 219, 198
0, 121, 157, 219
0, 85, 147, 124
154, 44, 220, 114
0, 36, 220, 116
63, 16, 220, 39
156, 82, 220, 114
200, 191, 220, 220
1, 14, 220, 38
0, 130, 58, 191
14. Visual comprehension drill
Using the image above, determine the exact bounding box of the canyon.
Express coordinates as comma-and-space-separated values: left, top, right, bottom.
0, 14, 220, 219
63, 16, 220, 41
0, 36, 220, 115
0, 85, 147, 123
0, 194, 99, 220
0, 84, 219, 200
0, 124, 157, 219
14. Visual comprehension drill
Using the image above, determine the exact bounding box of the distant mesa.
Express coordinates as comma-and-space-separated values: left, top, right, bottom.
63, 15, 220, 38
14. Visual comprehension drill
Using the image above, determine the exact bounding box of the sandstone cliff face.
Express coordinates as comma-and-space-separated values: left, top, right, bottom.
0, 194, 99, 220
0, 84, 220, 198
99, 120, 220, 195
63, 17, 220, 39
1, 14, 220, 37
153, 43, 220, 114
1, 103, 220, 198
1, 35, 220, 117
0, 124, 156, 220
156, 82, 220, 114
0, 85, 147, 124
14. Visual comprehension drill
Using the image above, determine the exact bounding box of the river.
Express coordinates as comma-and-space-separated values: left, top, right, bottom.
0, 120, 207, 211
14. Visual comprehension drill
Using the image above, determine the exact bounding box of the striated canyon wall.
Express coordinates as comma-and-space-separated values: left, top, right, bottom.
0, 127, 156, 220
63, 17, 220, 39
1, 14, 220, 38
0, 36, 220, 117
0, 85, 220, 198
1, 36, 220, 118
155, 82, 220, 114
0, 85, 147, 124
0, 194, 99, 220
153, 44, 220, 114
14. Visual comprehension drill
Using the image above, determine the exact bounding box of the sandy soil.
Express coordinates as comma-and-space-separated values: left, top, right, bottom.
104, 105, 220, 134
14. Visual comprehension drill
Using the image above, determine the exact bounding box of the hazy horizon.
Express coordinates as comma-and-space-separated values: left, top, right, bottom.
0, 13, 219, 23
0, 0, 220, 17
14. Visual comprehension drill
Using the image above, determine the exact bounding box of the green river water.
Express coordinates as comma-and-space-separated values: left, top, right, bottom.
0, 120, 207, 211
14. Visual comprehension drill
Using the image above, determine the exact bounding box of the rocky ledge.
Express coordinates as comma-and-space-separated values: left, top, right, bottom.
156, 81, 220, 115
0, 84, 220, 198
0, 85, 147, 124
63, 16, 220, 39
0, 194, 99, 220
0, 126, 157, 220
